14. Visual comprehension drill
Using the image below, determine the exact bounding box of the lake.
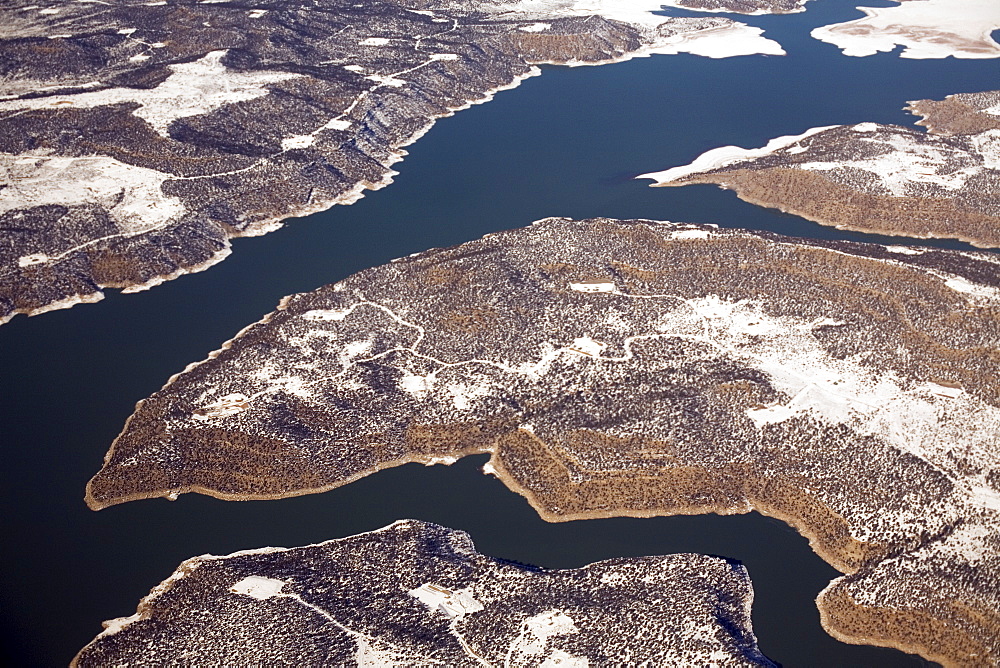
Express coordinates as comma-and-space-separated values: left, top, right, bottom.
1, 0, 995, 664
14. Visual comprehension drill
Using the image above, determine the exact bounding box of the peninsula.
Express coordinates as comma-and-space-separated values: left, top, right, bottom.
0, 0, 782, 324
639, 90, 1000, 247
73, 520, 776, 666
88, 217, 1000, 665
811, 0, 1000, 60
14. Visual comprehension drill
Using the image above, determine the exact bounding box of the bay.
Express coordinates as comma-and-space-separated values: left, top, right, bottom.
1, 1, 995, 664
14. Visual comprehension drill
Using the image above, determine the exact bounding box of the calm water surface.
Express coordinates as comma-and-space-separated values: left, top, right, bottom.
2, 1, 996, 665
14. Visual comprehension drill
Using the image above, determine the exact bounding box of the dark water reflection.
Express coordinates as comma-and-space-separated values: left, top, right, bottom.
1, 0, 993, 664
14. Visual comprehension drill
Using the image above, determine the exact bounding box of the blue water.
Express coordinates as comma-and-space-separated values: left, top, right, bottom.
1, 1, 995, 665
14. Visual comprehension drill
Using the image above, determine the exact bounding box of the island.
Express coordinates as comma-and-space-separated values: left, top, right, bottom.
72, 520, 776, 666
0, 0, 785, 325
811, 0, 1000, 59
638, 90, 1000, 247
87, 216, 1000, 665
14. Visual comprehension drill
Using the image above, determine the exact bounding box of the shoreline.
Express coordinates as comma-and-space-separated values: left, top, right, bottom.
2, 6, 783, 326
88, 441, 959, 665
652, 169, 1000, 249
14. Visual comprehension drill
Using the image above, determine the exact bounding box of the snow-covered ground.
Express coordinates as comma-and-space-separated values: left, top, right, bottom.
812, 0, 1000, 59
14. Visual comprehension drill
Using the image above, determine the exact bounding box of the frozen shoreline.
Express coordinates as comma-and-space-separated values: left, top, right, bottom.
812, 0, 1000, 59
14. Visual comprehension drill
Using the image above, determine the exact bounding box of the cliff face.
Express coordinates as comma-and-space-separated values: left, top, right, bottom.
73, 520, 776, 667
0, 0, 780, 324
88, 216, 1000, 666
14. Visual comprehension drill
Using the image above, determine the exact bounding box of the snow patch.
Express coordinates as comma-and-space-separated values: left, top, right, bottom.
1, 153, 185, 234
670, 228, 712, 240
230, 576, 285, 600
17, 253, 52, 268
339, 339, 373, 365
662, 296, 1000, 508
885, 245, 923, 255
746, 403, 799, 427
0, 50, 299, 136
409, 584, 484, 619
447, 380, 492, 410
570, 281, 616, 293
924, 382, 963, 399
650, 23, 784, 59
540, 650, 589, 667
797, 132, 985, 197
525, 610, 579, 639
570, 336, 607, 357
193, 393, 250, 421
508, 610, 583, 664
365, 73, 406, 87
971, 129, 1000, 169
496, 1, 783, 56
424, 455, 459, 465
281, 134, 315, 150
303, 308, 354, 321
638, 126, 837, 183
324, 118, 353, 131
98, 612, 140, 637
399, 371, 435, 397
944, 275, 999, 299
268, 375, 313, 399
504, 0, 782, 30
354, 637, 410, 667
935, 522, 997, 564
360, 37, 390, 46
503, 0, 688, 27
